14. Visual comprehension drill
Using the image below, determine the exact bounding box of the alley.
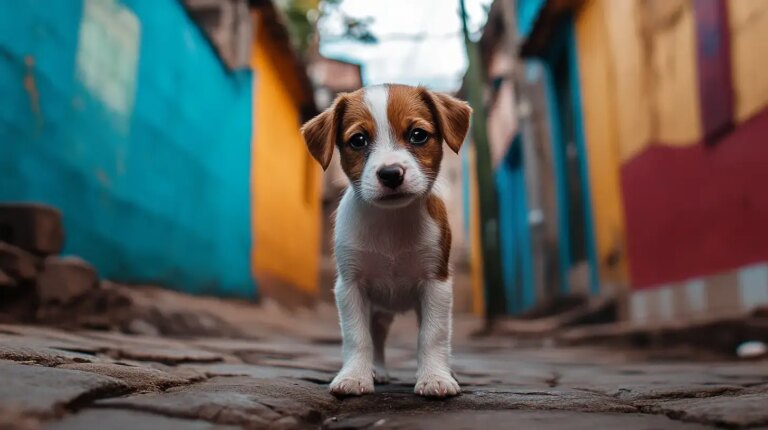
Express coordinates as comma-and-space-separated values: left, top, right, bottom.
2, 0, 768, 428
1, 286, 767, 429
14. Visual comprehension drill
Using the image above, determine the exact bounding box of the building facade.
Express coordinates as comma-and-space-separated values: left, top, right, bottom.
476, 0, 768, 323
0, 0, 321, 303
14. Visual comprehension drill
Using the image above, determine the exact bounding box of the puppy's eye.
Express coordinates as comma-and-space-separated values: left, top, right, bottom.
348, 133, 368, 150
408, 128, 429, 146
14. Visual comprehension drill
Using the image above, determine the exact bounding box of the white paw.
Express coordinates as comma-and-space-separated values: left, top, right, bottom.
330, 370, 374, 396
415, 373, 460, 398
373, 365, 390, 384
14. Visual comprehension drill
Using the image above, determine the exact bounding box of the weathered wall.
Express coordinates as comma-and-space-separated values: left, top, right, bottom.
486, 44, 518, 170
0, 0, 255, 297
574, 0, 628, 289
575, 0, 768, 296
517, 0, 547, 39
250, 11, 321, 301
728, 0, 768, 123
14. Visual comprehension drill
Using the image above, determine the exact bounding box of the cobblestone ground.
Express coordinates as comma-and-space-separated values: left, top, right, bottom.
1, 292, 767, 430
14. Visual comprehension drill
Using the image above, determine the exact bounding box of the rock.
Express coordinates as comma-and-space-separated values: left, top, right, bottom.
0, 242, 40, 281
125, 319, 160, 337
78, 331, 226, 364
0, 406, 40, 430
644, 393, 768, 428
0, 361, 127, 418
754, 305, 768, 319
337, 385, 639, 414
0, 337, 101, 366
325, 410, 713, 430
736, 341, 767, 359
0, 269, 16, 288
98, 376, 337, 428
0, 203, 64, 256
183, 363, 334, 383
555, 364, 754, 402
36, 256, 98, 304
45, 408, 239, 430
58, 362, 203, 392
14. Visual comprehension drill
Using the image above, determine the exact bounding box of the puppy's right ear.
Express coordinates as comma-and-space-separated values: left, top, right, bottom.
301, 94, 347, 171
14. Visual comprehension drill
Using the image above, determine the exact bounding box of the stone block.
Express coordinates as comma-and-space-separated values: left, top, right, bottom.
0, 203, 64, 255
0, 241, 40, 281
0, 269, 16, 288
36, 256, 98, 304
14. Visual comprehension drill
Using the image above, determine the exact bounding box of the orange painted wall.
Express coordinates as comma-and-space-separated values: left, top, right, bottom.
250, 12, 321, 297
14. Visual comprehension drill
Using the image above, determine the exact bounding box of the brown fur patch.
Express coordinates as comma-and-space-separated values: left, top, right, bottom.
336, 89, 375, 184
387, 85, 444, 179
301, 95, 343, 170
419, 89, 472, 154
426, 194, 451, 280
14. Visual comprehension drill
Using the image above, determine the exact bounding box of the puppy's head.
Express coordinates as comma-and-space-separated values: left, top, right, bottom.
301, 84, 472, 209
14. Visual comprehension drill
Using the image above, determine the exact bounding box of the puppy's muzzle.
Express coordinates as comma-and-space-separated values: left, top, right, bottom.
377, 164, 405, 189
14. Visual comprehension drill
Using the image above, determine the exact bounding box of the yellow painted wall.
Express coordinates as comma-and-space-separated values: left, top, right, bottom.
602, 0, 653, 162
250, 13, 321, 296
574, 0, 628, 287
728, 0, 768, 122
646, 0, 702, 145
595, 0, 702, 164
468, 144, 485, 316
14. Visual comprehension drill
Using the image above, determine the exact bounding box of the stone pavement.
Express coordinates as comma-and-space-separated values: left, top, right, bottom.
1, 294, 767, 430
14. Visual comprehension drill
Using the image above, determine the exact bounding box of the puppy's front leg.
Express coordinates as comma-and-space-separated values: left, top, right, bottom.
330, 276, 375, 396
415, 279, 460, 398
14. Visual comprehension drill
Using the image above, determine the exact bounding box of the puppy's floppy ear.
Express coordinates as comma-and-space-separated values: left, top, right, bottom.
422, 90, 473, 154
301, 94, 347, 170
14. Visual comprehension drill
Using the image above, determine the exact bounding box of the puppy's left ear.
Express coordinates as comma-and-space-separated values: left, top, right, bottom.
301, 93, 347, 170
424, 90, 473, 154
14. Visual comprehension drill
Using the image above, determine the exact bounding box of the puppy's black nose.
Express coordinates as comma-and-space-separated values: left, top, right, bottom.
377, 164, 405, 189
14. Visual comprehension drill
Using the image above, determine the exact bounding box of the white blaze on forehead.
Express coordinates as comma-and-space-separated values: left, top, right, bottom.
358, 85, 430, 205
363, 85, 391, 145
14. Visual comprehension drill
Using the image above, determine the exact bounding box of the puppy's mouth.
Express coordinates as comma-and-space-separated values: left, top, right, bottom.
377, 192, 413, 201
372, 192, 419, 208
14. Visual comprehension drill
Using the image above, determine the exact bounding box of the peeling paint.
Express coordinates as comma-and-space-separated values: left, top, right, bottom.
22, 55, 43, 129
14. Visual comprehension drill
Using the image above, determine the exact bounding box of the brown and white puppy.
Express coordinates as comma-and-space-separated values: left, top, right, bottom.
301, 84, 471, 397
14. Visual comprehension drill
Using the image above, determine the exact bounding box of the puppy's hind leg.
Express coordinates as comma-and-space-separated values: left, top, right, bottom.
371, 310, 394, 384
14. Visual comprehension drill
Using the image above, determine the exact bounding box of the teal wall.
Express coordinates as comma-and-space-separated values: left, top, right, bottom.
496, 136, 535, 314
517, 0, 547, 39
0, 0, 256, 298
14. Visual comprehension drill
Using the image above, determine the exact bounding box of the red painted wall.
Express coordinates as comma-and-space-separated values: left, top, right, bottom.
620, 107, 768, 289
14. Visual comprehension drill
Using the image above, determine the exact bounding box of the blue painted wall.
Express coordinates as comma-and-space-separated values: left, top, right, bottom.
517, 0, 547, 39
0, 0, 256, 298
496, 136, 535, 314
538, 16, 599, 297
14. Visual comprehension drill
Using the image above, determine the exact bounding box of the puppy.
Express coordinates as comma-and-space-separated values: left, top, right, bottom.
301, 84, 471, 398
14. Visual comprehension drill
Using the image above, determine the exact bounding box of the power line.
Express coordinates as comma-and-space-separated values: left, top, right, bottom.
322, 30, 463, 44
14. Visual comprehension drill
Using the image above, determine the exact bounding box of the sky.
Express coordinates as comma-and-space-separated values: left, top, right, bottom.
318, 0, 494, 93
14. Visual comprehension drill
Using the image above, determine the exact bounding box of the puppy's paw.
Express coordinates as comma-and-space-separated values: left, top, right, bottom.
415, 373, 460, 398
330, 371, 374, 397
373, 365, 390, 385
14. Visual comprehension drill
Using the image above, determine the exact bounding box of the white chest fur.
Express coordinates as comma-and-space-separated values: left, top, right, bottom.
334, 189, 443, 312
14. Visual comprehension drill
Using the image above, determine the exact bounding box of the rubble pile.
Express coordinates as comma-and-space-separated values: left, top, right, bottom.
0, 203, 240, 337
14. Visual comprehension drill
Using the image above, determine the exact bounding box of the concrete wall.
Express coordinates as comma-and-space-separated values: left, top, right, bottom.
0, 0, 254, 298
